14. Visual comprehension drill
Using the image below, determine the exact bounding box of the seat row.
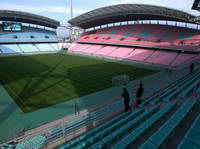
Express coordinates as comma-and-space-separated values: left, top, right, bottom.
139, 70, 200, 107
69, 43, 199, 67
47, 101, 122, 142
16, 135, 46, 149
4, 100, 121, 149
58, 108, 145, 149
140, 99, 197, 149
154, 70, 200, 103
0, 43, 59, 54
89, 106, 159, 149
57, 93, 198, 149
112, 102, 176, 149
178, 115, 200, 149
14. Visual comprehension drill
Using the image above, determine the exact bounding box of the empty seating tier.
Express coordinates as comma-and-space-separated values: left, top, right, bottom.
81, 45, 103, 54
58, 108, 145, 149
58, 105, 161, 149
0, 26, 58, 43
112, 102, 176, 149
35, 44, 55, 52
0, 43, 59, 54
139, 70, 200, 106
79, 24, 200, 51
126, 48, 154, 62
93, 46, 118, 56
18, 44, 39, 53
0, 44, 21, 53
16, 135, 46, 149
50, 43, 59, 51
107, 47, 134, 59
69, 43, 199, 68
178, 115, 200, 149
140, 99, 197, 149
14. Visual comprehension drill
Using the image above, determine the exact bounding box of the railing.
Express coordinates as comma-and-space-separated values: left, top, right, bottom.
0, 64, 194, 149
0, 97, 124, 149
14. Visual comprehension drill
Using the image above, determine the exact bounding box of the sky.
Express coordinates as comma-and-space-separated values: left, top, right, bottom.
0, 0, 199, 24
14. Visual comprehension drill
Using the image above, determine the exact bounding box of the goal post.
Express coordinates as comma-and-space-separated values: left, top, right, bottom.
112, 74, 130, 86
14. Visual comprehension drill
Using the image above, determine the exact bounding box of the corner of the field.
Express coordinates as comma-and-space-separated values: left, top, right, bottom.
0, 84, 22, 113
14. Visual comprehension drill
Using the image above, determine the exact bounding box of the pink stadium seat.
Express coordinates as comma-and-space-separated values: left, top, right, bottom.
79, 24, 200, 51
81, 45, 103, 54
170, 53, 198, 67
126, 48, 155, 61
72, 44, 93, 52
70, 43, 199, 68
94, 46, 118, 56
69, 43, 83, 51
145, 51, 179, 65
107, 47, 134, 58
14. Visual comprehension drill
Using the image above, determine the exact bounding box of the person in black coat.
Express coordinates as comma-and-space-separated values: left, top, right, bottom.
136, 83, 144, 105
190, 63, 194, 74
121, 88, 131, 112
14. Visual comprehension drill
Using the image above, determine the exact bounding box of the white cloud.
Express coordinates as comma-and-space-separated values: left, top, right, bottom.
0, 3, 87, 14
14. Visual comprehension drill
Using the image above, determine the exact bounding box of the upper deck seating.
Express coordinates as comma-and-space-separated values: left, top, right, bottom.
0, 26, 58, 43
78, 24, 200, 51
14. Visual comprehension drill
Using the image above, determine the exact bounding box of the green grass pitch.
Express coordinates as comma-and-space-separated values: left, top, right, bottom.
0, 53, 157, 113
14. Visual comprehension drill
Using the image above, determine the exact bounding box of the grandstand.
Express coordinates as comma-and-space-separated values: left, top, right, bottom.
0, 10, 60, 55
78, 24, 200, 51
0, 2, 200, 149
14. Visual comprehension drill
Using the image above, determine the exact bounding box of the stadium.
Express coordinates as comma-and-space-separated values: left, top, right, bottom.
0, 0, 200, 149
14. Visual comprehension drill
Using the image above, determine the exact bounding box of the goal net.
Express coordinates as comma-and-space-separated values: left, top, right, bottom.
112, 75, 130, 86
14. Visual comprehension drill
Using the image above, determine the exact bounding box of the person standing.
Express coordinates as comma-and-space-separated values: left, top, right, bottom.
121, 88, 131, 112
136, 83, 144, 105
190, 63, 194, 74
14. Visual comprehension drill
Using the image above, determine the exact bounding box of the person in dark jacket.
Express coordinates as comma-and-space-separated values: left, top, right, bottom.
190, 63, 194, 73
121, 88, 131, 112
136, 83, 144, 105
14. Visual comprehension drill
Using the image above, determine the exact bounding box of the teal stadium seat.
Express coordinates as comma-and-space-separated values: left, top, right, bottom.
178, 139, 200, 149
178, 115, 200, 149
179, 77, 200, 98
112, 102, 175, 149
196, 87, 200, 94
141, 99, 197, 149
149, 70, 200, 105
16, 135, 46, 149
58, 108, 144, 149
91, 106, 159, 149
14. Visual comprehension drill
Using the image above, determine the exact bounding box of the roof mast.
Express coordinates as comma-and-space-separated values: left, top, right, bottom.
70, 0, 73, 19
